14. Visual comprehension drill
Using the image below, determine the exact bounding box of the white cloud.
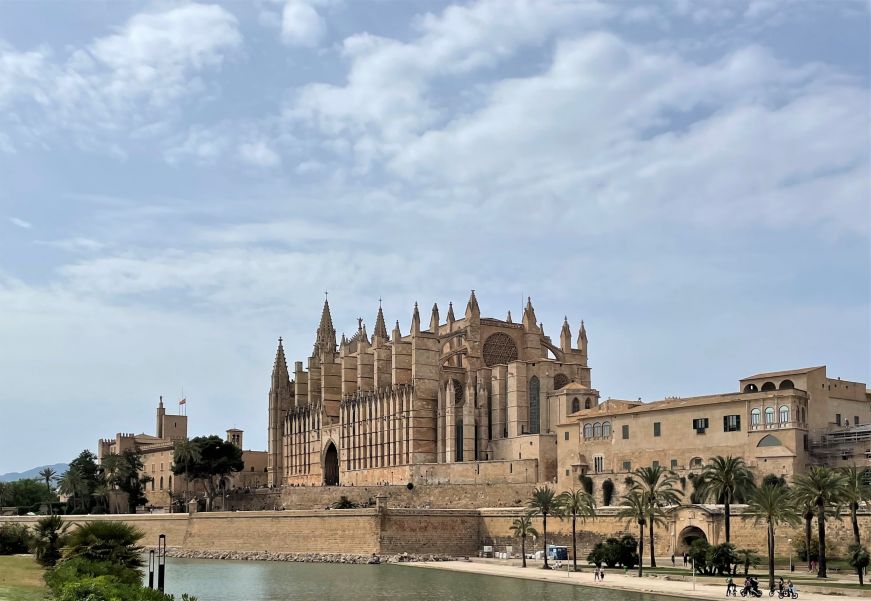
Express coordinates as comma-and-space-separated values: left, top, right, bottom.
281, 0, 326, 47
238, 139, 282, 167
8, 217, 32, 229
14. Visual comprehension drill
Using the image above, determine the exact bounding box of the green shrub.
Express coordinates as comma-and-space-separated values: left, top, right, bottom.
30, 514, 70, 566
46, 558, 142, 590
62, 521, 145, 570
55, 575, 194, 601
0, 522, 31, 554
587, 534, 638, 569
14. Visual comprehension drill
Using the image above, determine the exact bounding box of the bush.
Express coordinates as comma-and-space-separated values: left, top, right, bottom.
762, 474, 786, 488
688, 540, 737, 576
602, 480, 614, 506
62, 521, 145, 570
46, 559, 198, 601
793, 535, 838, 562
848, 544, 870, 572
587, 535, 638, 569
30, 514, 70, 567
46, 558, 142, 590
0, 522, 31, 554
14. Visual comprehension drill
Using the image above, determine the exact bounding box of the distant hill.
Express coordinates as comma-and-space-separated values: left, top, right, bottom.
0, 463, 69, 483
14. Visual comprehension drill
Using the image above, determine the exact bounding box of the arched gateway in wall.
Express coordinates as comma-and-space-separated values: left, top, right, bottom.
323, 442, 339, 486
676, 526, 707, 553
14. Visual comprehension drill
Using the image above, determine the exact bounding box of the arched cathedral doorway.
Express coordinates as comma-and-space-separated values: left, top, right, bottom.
323, 442, 339, 486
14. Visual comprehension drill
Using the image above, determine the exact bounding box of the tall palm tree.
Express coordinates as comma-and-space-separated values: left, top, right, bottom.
630, 465, 682, 567
794, 466, 847, 578
618, 489, 647, 577
510, 513, 539, 568
558, 488, 596, 571
698, 455, 756, 542
747, 483, 800, 592
57, 468, 86, 512
39, 467, 57, 494
842, 466, 870, 545
528, 486, 564, 569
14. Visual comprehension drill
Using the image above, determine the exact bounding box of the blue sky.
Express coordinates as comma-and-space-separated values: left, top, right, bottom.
0, 0, 868, 474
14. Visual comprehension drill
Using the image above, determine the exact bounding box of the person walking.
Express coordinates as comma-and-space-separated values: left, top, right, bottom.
671, 553, 675, 566
594, 567, 600, 582
683, 552, 688, 566
600, 567, 605, 581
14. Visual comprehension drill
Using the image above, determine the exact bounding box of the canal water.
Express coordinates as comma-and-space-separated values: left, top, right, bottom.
151, 558, 686, 601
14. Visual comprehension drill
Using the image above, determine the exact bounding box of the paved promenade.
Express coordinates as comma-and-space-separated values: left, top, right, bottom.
400, 560, 869, 601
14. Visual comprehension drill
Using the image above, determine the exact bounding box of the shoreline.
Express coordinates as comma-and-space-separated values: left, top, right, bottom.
396, 559, 870, 601
161, 549, 454, 564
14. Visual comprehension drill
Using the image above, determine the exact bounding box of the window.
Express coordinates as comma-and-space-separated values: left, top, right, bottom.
584, 424, 593, 439
855, 416, 860, 426
751, 408, 761, 425
724, 415, 741, 432
690, 457, 703, 468
622, 461, 632, 471
529, 376, 540, 434
593, 422, 602, 438
594, 456, 604, 473
779, 405, 789, 424
671, 459, 678, 469
571, 398, 580, 413
564, 431, 570, 441
622, 425, 629, 439
566, 469, 570, 477
653, 422, 661, 437
159, 476, 164, 490
692, 417, 709, 433
757, 434, 782, 447
585, 398, 592, 409
652, 460, 660, 469
836, 413, 842, 426
764, 407, 775, 424
602, 422, 612, 437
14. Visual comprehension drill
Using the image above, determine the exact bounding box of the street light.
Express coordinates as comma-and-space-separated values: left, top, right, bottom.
788, 539, 793, 572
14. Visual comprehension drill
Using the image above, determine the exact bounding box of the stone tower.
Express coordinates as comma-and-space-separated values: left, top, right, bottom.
267, 337, 293, 486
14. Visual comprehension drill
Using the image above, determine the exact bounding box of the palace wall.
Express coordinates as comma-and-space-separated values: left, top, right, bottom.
5, 507, 871, 559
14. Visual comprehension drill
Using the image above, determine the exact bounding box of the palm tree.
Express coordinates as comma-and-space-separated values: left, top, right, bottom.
30, 514, 69, 567
57, 468, 87, 512
510, 513, 539, 568
736, 548, 761, 577
558, 488, 596, 571
618, 490, 647, 577
698, 455, 756, 542
39, 467, 57, 494
747, 483, 800, 592
794, 466, 847, 578
842, 466, 870, 545
630, 465, 682, 567
62, 521, 145, 570
528, 486, 564, 569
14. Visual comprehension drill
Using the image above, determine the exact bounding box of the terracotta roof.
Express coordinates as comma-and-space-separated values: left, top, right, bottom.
741, 366, 825, 381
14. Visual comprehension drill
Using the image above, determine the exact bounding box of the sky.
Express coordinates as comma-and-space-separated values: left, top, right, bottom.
0, 0, 868, 475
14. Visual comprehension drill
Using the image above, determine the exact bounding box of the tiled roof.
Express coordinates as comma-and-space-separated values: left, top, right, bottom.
741, 366, 825, 381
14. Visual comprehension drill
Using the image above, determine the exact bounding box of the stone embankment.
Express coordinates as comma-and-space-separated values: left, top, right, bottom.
163, 549, 455, 564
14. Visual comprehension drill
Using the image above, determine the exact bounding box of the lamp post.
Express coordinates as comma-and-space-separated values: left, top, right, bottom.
788, 539, 793, 572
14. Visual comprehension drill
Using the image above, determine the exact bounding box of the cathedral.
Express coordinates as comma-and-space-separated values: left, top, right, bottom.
267, 292, 597, 487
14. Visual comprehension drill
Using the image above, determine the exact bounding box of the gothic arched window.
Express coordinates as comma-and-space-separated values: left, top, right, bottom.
593, 422, 602, 437
602, 421, 612, 437
585, 398, 592, 409
584, 424, 593, 439
529, 376, 540, 434
571, 397, 580, 413
451, 379, 464, 405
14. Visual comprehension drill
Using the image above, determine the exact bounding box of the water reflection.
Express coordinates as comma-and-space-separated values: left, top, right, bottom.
152, 558, 684, 601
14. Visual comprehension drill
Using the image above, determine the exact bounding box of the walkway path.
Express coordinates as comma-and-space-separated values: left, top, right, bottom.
399, 560, 869, 601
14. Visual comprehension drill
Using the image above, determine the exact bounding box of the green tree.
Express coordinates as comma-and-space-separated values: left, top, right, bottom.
558, 488, 595, 571
1, 478, 55, 509
842, 466, 870, 545
108, 450, 152, 513
172, 435, 244, 511
698, 455, 756, 542
510, 513, 539, 568
848, 543, 870, 587
63, 450, 103, 513
747, 483, 801, 591
794, 466, 847, 578
39, 467, 57, 494
587, 535, 638, 569
629, 465, 682, 567
527, 486, 563, 569
62, 521, 145, 571
30, 514, 70, 566
617, 489, 647, 577
330, 495, 359, 509
736, 548, 761, 576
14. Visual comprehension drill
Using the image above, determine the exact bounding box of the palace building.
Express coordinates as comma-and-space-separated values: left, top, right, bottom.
268, 292, 593, 487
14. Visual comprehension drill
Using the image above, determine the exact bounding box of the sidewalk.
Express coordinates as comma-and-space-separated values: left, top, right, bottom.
398, 559, 870, 601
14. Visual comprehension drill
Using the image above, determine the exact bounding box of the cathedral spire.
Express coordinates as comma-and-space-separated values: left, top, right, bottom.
522, 296, 539, 332
392, 320, 402, 342
411, 302, 421, 335
373, 302, 388, 343
465, 289, 480, 321
577, 320, 587, 352
272, 337, 290, 385
314, 297, 337, 357
560, 316, 572, 353
429, 302, 440, 333
506, 309, 512, 323
446, 301, 455, 323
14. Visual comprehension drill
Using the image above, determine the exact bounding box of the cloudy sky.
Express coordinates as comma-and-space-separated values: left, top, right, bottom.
0, 0, 868, 474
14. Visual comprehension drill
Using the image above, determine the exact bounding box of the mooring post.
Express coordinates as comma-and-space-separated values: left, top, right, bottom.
157, 533, 166, 592
148, 549, 155, 589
